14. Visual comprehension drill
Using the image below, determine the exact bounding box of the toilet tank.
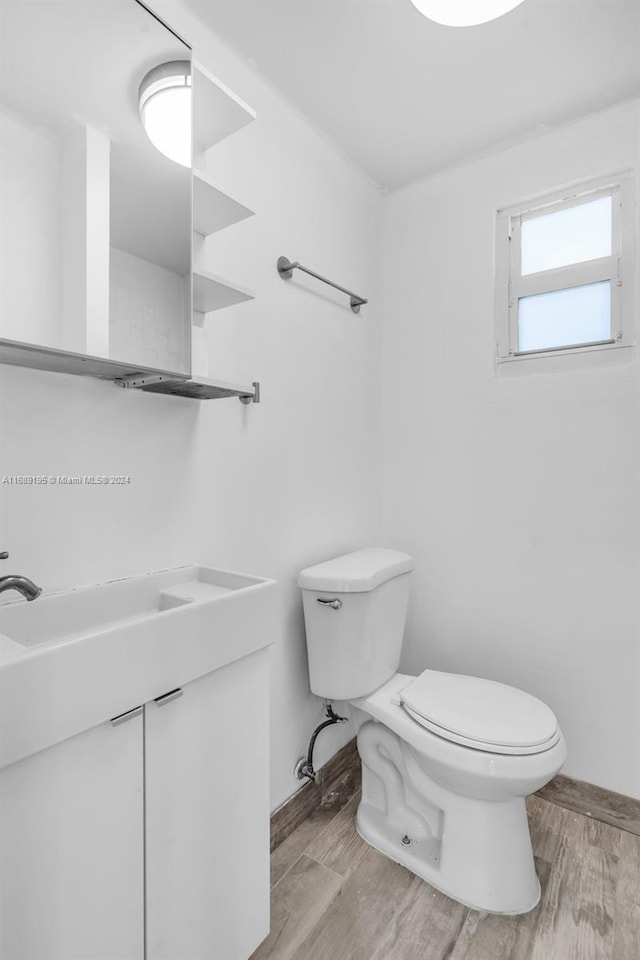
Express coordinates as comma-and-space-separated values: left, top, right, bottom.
298, 548, 413, 700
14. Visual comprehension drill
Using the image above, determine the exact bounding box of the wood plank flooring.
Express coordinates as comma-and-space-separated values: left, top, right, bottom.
253, 785, 639, 960
271, 740, 361, 852
536, 774, 640, 837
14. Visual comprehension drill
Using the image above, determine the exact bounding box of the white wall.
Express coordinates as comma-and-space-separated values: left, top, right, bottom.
150, 0, 383, 809
0, 0, 381, 812
381, 101, 640, 798
0, 367, 200, 588
0, 112, 63, 346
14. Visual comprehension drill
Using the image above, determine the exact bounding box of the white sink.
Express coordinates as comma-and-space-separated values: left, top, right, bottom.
0, 564, 276, 770
0, 566, 260, 648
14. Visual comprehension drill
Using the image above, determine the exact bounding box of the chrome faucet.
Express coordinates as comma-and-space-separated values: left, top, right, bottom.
0, 552, 42, 601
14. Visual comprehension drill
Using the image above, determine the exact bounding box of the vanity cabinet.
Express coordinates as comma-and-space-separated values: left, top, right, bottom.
146, 650, 270, 959
0, 712, 144, 960
0, 648, 270, 960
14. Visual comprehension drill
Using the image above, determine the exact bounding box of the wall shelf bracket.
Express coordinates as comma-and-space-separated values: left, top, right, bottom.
115, 374, 180, 390
239, 381, 260, 405
115, 374, 260, 403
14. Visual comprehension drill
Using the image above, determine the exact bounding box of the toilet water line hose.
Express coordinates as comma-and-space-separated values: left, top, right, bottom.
297, 702, 348, 782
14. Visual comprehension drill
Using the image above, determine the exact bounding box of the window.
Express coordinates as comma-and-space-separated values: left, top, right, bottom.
495, 174, 636, 361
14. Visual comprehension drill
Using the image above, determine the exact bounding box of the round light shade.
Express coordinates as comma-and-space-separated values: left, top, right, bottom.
410, 0, 525, 27
139, 60, 191, 167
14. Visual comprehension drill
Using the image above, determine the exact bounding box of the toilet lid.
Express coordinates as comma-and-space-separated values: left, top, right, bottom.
400, 670, 560, 756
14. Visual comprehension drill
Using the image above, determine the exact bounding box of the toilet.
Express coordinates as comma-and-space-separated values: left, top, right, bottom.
298, 548, 566, 915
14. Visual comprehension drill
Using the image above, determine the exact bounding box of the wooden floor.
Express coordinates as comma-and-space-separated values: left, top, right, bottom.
252, 784, 639, 960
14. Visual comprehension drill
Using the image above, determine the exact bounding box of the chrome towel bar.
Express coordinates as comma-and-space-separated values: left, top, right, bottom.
277, 256, 367, 314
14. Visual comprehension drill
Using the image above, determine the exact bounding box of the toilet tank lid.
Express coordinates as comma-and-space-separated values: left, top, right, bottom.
298, 548, 413, 593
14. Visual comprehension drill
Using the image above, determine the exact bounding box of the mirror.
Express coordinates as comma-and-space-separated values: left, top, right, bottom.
0, 0, 191, 376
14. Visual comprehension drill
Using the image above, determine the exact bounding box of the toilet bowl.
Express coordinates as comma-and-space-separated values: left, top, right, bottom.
351, 672, 566, 913
299, 548, 567, 915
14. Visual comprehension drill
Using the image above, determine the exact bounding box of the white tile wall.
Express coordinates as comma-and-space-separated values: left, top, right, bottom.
109, 247, 189, 373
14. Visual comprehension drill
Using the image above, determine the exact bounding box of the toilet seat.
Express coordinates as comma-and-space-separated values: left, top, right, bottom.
399, 670, 560, 756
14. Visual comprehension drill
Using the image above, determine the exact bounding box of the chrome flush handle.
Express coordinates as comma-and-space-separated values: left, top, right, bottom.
316, 597, 342, 610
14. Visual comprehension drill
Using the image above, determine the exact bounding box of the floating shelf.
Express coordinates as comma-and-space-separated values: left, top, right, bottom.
118, 374, 259, 402
193, 62, 256, 155
193, 171, 254, 237
0, 338, 189, 383
193, 268, 254, 314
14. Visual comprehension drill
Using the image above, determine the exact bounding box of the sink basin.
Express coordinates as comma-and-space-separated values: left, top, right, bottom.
0, 564, 276, 770
0, 566, 260, 648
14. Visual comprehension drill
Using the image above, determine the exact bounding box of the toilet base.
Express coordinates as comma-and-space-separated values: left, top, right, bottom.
356, 800, 540, 915
356, 720, 542, 915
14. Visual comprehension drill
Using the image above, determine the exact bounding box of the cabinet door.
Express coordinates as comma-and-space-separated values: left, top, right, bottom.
0, 712, 144, 960
145, 649, 270, 960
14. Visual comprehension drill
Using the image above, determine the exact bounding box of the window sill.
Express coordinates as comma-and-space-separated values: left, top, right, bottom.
495, 339, 636, 378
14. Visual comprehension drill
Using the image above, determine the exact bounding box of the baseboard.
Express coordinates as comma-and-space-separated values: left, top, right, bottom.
271, 745, 640, 852
536, 773, 640, 837
270, 738, 360, 851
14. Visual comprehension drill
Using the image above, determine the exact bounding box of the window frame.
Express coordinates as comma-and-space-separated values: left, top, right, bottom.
495, 173, 636, 362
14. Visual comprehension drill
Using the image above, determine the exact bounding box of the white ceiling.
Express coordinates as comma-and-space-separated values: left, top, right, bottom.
183, 0, 640, 189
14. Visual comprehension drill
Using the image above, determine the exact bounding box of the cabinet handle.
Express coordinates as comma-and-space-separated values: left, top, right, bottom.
154, 687, 183, 707
110, 705, 143, 727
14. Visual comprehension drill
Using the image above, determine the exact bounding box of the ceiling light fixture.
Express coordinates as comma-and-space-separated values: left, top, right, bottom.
410, 0, 525, 27
139, 60, 191, 167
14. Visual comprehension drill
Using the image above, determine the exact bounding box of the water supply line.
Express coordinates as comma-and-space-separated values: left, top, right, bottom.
295, 702, 348, 782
